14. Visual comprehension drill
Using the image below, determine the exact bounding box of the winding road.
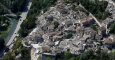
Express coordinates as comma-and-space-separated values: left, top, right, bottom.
6, 2, 32, 47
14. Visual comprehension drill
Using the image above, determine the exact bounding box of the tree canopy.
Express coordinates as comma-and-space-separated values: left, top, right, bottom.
19, 0, 57, 37
0, 37, 5, 51
65, 0, 111, 20
56, 49, 115, 60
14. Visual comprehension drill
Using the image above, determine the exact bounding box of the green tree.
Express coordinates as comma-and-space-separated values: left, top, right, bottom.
18, 28, 28, 37
3, 52, 15, 60
64, 51, 72, 60
21, 47, 31, 60
69, 57, 76, 60
0, 38, 5, 51
109, 51, 115, 60
109, 22, 115, 34
46, 57, 52, 60
12, 38, 23, 55
80, 50, 95, 60
54, 21, 59, 29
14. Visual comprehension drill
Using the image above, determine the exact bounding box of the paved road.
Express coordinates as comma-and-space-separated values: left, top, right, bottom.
6, 2, 32, 47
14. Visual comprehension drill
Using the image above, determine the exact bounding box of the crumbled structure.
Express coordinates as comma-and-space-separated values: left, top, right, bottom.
80, 17, 96, 27
23, 0, 115, 58
103, 35, 115, 50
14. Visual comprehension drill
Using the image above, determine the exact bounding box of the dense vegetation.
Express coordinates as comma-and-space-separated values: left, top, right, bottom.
0, 0, 31, 59
0, 16, 10, 31
0, 0, 28, 13
0, 16, 10, 40
3, 52, 15, 60
90, 24, 98, 32
109, 22, 115, 34
0, 0, 29, 38
65, 0, 111, 20
3, 38, 31, 60
19, 18, 36, 37
0, 4, 10, 15
19, 0, 57, 37
56, 49, 115, 60
0, 2, 10, 34
0, 38, 5, 51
